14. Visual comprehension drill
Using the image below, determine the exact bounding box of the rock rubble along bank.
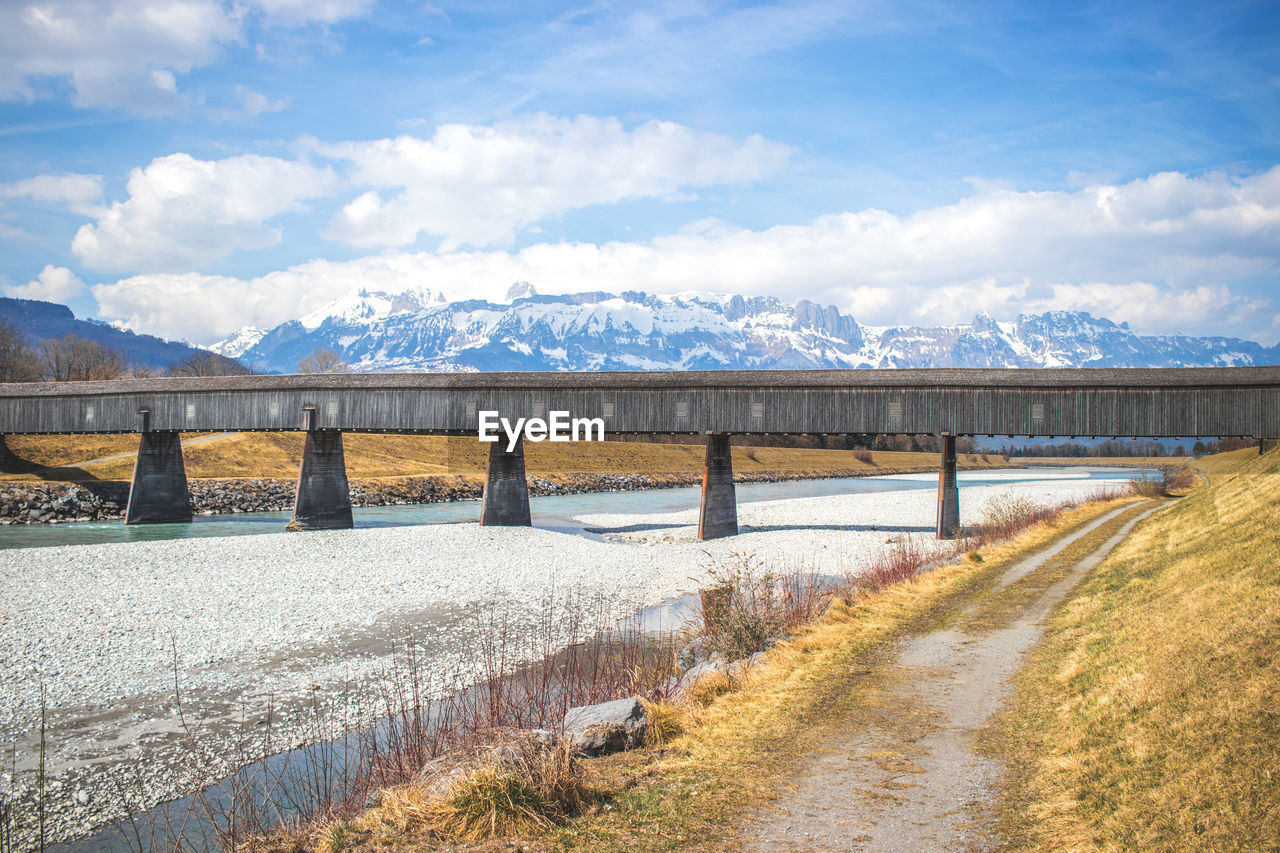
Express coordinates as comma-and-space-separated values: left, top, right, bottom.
0, 481, 129, 524
0, 466, 967, 524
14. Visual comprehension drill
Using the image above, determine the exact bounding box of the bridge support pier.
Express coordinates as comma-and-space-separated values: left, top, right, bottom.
289, 429, 353, 531
1260, 439, 1276, 455
125, 431, 192, 524
936, 435, 960, 540
698, 433, 738, 540
481, 437, 532, 526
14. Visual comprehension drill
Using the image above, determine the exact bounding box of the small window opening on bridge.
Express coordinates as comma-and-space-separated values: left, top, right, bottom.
1031, 403, 1045, 421
676, 400, 690, 419
532, 400, 545, 418
751, 401, 764, 420
602, 401, 615, 418
465, 400, 477, 419
326, 400, 338, 418
185, 403, 196, 420
269, 400, 280, 417
85, 404, 95, 423
887, 401, 903, 429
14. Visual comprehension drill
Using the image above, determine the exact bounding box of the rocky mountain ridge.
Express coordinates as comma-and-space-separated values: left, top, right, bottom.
210, 284, 1280, 372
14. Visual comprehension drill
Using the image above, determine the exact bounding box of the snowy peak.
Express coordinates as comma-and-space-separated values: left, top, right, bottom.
207, 326, 267, 359
505, 281, 538, 301
297, 284, 445, 331
211, 285, 1280, 374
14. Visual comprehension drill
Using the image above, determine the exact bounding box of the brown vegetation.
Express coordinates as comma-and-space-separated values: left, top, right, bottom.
986, 440, 1278, 849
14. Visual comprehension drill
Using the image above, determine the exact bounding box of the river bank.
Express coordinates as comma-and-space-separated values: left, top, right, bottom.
0, 461, 1021, 526
0, 469, 1134, 848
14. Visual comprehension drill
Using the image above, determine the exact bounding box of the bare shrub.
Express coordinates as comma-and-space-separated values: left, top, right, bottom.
699, 552, 832, 660
861, 537, 929, 590
1164, 468, 1198, 492
967, 494, 1059, 548
1129, 476, 1164, 498
853, 449, 875, 465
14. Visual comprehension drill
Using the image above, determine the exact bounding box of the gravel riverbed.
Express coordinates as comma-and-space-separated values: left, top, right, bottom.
0, 468, 1118, 847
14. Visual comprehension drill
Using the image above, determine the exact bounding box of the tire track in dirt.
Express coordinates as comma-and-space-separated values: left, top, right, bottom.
746, 500, 1165, 852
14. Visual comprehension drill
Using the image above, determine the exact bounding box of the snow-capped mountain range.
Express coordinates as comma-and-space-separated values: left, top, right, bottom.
209, 283, 1280, 373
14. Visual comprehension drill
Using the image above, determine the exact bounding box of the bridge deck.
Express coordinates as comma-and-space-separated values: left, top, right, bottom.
1, 368, 1277, 438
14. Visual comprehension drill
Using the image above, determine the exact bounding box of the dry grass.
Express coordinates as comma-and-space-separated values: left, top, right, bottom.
1, 432, 1008, 482
986, 446, 1280, 850
639, 700, 687, 748
332, 737, 590, 848
1193, 445, 1261, 480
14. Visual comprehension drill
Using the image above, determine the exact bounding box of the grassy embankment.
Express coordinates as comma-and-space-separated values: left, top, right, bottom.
983, 446, 1280, 849
297, 489, 1146, 852
2, 432, 1010, 482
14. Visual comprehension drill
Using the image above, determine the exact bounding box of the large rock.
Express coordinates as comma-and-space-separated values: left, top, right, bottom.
668, 656, 730, 702
563, 697, 649, 756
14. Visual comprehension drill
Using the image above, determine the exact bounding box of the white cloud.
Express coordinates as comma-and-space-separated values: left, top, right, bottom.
72, 152, 335, 271
90, 167, 1280, 345
0, 0, 372, 114
1, 172, 104, 215
208, 85, 290, 121
3, 265, 87, 302
315, 114, 792, 249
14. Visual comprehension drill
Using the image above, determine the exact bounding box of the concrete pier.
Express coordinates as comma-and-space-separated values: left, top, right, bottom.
125, 431, 192, 524
481, 437, 532, 526
1261, 439, 1275, 455
936, 434, 960, 539
698, 433, 738, 540
289, 429, 353, 531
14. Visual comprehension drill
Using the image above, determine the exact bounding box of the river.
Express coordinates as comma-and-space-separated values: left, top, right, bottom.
0, 465, 1151, 551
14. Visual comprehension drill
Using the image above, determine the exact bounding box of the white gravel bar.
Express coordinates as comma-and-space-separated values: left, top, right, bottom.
0, 467, 1127, 844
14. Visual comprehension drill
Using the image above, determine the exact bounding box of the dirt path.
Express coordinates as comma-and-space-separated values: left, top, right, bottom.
747, 501, 1165, 852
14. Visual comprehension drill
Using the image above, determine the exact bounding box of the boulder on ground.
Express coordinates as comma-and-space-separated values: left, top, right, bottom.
562, 697, 649, 756
668, 655, 729, 702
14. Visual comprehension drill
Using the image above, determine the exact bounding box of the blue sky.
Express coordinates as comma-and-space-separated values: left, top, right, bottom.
1, 0, 1277, 345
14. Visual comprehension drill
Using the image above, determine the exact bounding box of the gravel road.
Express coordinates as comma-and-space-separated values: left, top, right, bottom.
0, 468, 1118, 847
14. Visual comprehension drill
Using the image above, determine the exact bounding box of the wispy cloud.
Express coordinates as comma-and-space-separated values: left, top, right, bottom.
0, 0, 372, 115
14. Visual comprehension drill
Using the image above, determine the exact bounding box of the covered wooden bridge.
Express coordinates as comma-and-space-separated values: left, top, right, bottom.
1, 367, 1276, 539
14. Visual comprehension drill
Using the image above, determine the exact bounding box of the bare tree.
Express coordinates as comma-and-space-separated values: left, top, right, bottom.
39, 334, 127, 381
0, 318, 41, 382
168, 351, 252, 377
297, 348, 351, 374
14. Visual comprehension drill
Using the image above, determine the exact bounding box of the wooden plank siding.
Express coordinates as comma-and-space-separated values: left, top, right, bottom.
1, 368, 1277, 438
